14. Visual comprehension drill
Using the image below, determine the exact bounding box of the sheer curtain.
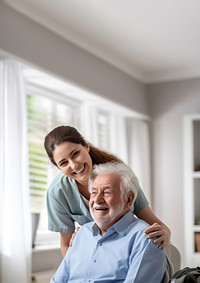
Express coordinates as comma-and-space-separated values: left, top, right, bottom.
0, 60, 31, 283
127, 119, 151, 204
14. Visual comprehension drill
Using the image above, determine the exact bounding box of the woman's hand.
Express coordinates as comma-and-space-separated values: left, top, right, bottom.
60, 227, 81, 256
60, 232, 74, 257
69, 227, 80, 247
144, 222, 171, 249
136, 206, 171, 249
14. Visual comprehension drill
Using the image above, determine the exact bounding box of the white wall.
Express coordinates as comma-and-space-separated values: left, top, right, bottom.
0, 1, 148, 116
147, 78, 200, 266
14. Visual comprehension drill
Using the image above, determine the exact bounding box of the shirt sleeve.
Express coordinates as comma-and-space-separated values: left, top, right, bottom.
47, 188, 75, 233
46, 173, 75, 233
50, 250, 71, 283
133, 186, 149, 215
46, 173, 92, 233
124, 239, 166, 283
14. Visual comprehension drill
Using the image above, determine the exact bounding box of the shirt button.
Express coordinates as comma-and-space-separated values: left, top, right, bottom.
94, 259, 97, 263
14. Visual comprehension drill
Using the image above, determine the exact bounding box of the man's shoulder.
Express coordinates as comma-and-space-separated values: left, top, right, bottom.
73, 222, 95, 241
128, 215, 150, 238
125, 211, 150, 231
132, 216, 150, 230
80, 221, 95, 230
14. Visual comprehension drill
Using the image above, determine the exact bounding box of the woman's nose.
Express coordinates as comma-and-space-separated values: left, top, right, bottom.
68, 159, 77, 170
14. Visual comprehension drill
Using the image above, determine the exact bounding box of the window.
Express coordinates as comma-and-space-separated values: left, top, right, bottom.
27, 84, 80, 238
27, 94, 50, 214
97, 111, 110, 150
25, 67, 150, 245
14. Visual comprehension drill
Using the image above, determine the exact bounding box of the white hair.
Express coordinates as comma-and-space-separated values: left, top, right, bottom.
88, 161, 140, 210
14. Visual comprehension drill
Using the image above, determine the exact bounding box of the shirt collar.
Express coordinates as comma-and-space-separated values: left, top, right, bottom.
92, 211, 135, 237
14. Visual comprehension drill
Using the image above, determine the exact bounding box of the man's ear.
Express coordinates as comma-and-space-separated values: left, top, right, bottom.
125, 192, 134, 209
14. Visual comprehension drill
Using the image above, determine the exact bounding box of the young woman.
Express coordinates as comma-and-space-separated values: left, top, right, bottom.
44, 125, 171, 256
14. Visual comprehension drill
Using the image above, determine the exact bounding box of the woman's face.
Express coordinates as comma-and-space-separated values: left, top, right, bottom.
53, 141, 93, 185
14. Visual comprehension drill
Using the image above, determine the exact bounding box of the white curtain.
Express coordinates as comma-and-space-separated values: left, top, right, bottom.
0, 60, 31, 283
109, 114, 128, 164
127, 119, 151, 204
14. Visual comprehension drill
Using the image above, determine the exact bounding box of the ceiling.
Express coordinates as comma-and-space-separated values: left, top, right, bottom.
3, 0, 200, 83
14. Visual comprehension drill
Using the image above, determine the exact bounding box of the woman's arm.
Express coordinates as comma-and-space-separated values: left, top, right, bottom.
60, 232, 74, 257
136, 206, 171, 248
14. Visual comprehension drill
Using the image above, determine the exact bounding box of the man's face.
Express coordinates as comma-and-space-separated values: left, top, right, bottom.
89, 172, 130, 232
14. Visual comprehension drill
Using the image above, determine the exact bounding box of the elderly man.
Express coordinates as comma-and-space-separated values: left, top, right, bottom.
51, 162, 166, 283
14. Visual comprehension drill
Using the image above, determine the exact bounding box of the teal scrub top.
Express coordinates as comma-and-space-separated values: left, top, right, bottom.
47, 172, 149, 233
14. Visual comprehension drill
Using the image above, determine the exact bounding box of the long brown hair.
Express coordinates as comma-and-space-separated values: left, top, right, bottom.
44, 125, 122, 166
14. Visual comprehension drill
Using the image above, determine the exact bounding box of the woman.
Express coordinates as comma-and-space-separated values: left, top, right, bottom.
44, 125, 171, 256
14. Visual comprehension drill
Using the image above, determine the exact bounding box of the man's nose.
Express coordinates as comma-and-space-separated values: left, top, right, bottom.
94, 192, 104, 203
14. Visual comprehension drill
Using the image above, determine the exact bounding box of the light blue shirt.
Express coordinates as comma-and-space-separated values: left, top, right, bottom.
51, 211, 166, 283
47, 172, 149, 233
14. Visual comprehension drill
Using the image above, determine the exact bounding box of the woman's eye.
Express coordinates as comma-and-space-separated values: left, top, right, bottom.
60, 161, 68, 167
72, 151, 79, 158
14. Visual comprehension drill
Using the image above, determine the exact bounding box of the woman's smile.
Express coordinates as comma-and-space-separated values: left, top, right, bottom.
53, 141, 93, 185
73, 165, 85, 175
